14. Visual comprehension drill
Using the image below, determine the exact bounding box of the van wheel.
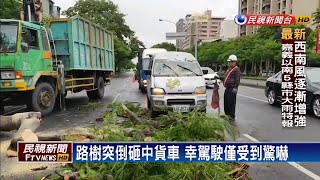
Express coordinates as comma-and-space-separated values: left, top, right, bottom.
141, 87, 147, 94
87, 76, 105, 99
151, 109, 159, 118
28, 82, 56, 116
147, 98, 151, 109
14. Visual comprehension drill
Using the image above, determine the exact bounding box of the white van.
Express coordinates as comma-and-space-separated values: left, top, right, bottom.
142, 48, 167, 59
145, 51, 207, 117
138, 48, 167, 92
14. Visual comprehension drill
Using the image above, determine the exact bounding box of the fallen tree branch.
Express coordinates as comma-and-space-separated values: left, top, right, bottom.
55, 170, 64, 177
121, 104, 142, 125
35, 132, 95, 141
31, 166, 48, 171
40, 174, 51, 180
0, 112, 41, 131
228, 162, 250, 180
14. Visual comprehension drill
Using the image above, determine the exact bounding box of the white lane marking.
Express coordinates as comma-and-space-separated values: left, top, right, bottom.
243, 134, 259, 142
243, 134, 320, 180
240, 85, 265, 91
238, 94, 268, 103
112, 94, 120, 104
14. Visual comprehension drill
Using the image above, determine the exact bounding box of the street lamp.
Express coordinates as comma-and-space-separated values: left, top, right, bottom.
159, 19, 178, 51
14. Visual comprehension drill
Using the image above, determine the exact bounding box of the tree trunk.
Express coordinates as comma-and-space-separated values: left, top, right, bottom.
259, 57, 263, 76
251, 62, 254, 75
0, 112, 42, 156
254, 63, 257, 75
244, 62, 247, 75
0, 112, 41, 131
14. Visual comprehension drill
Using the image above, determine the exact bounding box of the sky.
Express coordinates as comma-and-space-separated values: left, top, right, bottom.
53, 0, 238, 49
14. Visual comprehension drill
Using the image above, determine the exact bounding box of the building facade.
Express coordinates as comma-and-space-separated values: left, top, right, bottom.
180, 10, 225, 50
176, 18, 185, 50
220, 20, 239, 40
239, 0, 320, 36
52, 6, 61, 18
41, 0, 61, 18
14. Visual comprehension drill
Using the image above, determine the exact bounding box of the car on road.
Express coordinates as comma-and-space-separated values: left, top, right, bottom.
145, 51, 206, 117
265, 67, 320, 118
201, 67, 219, 86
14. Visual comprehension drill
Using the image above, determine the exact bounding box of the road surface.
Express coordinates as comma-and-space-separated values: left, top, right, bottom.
1, 71, 319, 180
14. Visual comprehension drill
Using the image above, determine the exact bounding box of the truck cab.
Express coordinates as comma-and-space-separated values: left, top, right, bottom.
136, 48, 167, 93
1, 16, 115, 116
0, 19, 55, 115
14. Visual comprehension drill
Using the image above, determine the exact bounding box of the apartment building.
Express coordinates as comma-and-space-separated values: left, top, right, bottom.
220, 20, 239, 40
239, 0, 320, 36
53, 6, 61, 18
42, 0, 61, 18
176, 19, 185, 50
180, 10, 225, 50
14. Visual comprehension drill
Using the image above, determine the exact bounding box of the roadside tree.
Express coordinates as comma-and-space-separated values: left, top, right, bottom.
63, 0, 145, 71
151, 42, 176, 51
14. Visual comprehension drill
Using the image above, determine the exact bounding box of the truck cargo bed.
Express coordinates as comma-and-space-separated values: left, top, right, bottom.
49, 16, 115, 72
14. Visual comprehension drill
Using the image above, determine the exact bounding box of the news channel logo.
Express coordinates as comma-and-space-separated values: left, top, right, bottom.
234, 14, 247, 25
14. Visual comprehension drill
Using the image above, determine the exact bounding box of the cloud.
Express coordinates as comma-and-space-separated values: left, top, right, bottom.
52, 0, 238, 48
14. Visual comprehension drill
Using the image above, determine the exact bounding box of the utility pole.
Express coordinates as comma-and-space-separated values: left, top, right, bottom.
159, 19, 178, 52
195, 34, 198, 60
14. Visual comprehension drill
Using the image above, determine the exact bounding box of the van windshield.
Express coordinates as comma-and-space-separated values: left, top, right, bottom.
0, 24, 18, 53
153, 59, 202, 77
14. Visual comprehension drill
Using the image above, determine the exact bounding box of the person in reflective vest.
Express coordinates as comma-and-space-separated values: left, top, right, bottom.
223, 54, 241, 120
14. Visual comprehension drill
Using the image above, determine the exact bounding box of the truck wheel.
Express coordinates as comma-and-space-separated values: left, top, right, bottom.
28, 82, 56, 116
87, 76, 105, 99
0, 104, 4, 115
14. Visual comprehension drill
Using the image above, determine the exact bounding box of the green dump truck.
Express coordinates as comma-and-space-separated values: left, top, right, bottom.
0, 16, 115, 116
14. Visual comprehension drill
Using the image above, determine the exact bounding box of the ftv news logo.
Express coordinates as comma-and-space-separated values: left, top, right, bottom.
234, 14, 311, 26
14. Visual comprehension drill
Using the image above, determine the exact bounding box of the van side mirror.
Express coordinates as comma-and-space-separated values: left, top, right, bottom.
145, 70, 151, 75
203, 70, 208, 75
